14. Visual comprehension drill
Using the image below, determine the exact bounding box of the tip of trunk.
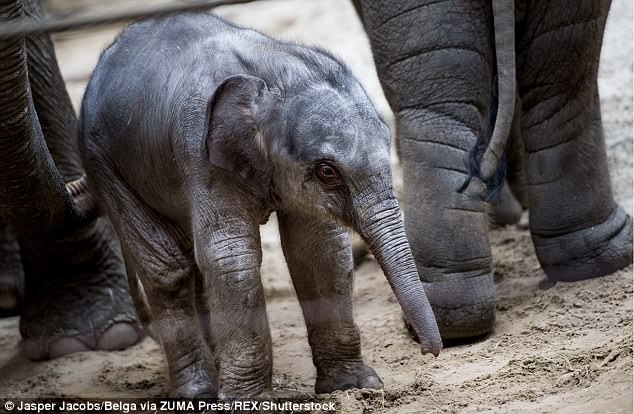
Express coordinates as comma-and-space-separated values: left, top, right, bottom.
417, 327, 442, 357
356, 200, 443, 357
420, 340, 442, 357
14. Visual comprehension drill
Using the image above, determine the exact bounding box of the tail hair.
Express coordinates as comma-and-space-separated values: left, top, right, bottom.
457, 73, 508, 201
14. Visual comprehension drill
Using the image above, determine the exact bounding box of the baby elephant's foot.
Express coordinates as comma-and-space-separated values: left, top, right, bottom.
170, 369, 218, 398
171, 383, 217, 399
534, 207, 633, 282
315, 362, 382, 394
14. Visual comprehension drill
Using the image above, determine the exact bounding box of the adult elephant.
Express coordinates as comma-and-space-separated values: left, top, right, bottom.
0, 0, 142, 359
352, 0, 633, 339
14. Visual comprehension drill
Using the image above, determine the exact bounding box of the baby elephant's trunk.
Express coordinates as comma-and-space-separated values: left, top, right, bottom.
356, 197, 442, 356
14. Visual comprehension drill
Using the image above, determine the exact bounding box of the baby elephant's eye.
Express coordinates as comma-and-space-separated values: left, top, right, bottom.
316, 162, 342, 187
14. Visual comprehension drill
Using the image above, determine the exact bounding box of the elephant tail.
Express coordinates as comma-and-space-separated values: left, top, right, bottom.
65, 174, 102, 220
459, 0, 516, 200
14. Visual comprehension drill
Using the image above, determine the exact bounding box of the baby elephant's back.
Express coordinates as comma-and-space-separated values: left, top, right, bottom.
79, 12, 238, 218
82, 12, 232, 137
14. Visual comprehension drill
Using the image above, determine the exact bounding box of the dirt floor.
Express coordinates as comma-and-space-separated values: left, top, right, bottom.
0, 0, 632, 412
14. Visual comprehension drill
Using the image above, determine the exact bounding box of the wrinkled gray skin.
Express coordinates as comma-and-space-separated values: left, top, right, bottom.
78, 13, 442, 398
353, 0, 633, 340
0, 0, 142, 358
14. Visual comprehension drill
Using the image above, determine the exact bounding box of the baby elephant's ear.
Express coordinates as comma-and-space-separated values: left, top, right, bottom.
203, 74, 274, 195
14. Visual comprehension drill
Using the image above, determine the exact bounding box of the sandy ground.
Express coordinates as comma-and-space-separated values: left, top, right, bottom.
0, 0, 632, 412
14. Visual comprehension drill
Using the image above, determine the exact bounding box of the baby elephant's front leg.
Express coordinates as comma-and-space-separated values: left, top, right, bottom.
278, 212, 382, 393
196, 217, 272, 398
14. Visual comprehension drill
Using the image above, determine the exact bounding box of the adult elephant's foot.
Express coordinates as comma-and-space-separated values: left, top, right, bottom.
490, 182, 523, 227
405, 272, 495, 341
18, 218, 143, 360
0, 219, 23, 316
315, 362, 382, 394
533, 207, 633, 282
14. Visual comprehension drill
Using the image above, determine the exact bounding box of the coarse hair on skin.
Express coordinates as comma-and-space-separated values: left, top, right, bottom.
236, 38, 356, 95
212, 11, 362, 100
458, 73, 508, 201
275, 42, 390, 128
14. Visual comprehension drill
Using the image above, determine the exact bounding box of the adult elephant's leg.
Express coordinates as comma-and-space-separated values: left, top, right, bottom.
518, 0, 633, 281
359, 0, 496, 339
0, 218, 23, 315
490, 182, 523, 226
0, 0, 141, 359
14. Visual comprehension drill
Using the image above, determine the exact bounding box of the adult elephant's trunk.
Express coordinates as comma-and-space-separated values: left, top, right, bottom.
0, 0, 83, 236
355, 197, 442, 356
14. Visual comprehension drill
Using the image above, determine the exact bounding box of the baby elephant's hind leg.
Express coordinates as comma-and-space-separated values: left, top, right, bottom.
278, 212, 382, 394
98, 183, 216, 398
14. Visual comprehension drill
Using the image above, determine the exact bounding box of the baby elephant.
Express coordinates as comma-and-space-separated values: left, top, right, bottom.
78, 12, 441, 398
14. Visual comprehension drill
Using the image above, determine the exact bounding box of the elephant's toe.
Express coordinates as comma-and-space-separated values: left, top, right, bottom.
21, 336, 90, 360
97, 323, 144, 351
20, 338, 48, 361
315, 364, 383, 394
20, 292, 142, 360
49, 337, 91, 359
17, 219, 142, 360
20, 322, 143, 360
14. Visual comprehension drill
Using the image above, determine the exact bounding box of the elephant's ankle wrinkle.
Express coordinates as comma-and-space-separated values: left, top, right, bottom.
216, 355, 272, 394
420, 272, 495, 340
217, 378, 270, 399
308, 335, 362, 359
315, 357, 365, 373
418, 265, 491, 283
532, 207, 633, 281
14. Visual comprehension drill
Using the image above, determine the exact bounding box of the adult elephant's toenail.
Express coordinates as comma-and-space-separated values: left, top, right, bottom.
97, 323, 143, 350
49, 337, 90, 359
20, 339, 46, 361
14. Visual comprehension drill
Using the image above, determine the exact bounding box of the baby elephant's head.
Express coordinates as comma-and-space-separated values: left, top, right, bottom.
203, 71, 441, 356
